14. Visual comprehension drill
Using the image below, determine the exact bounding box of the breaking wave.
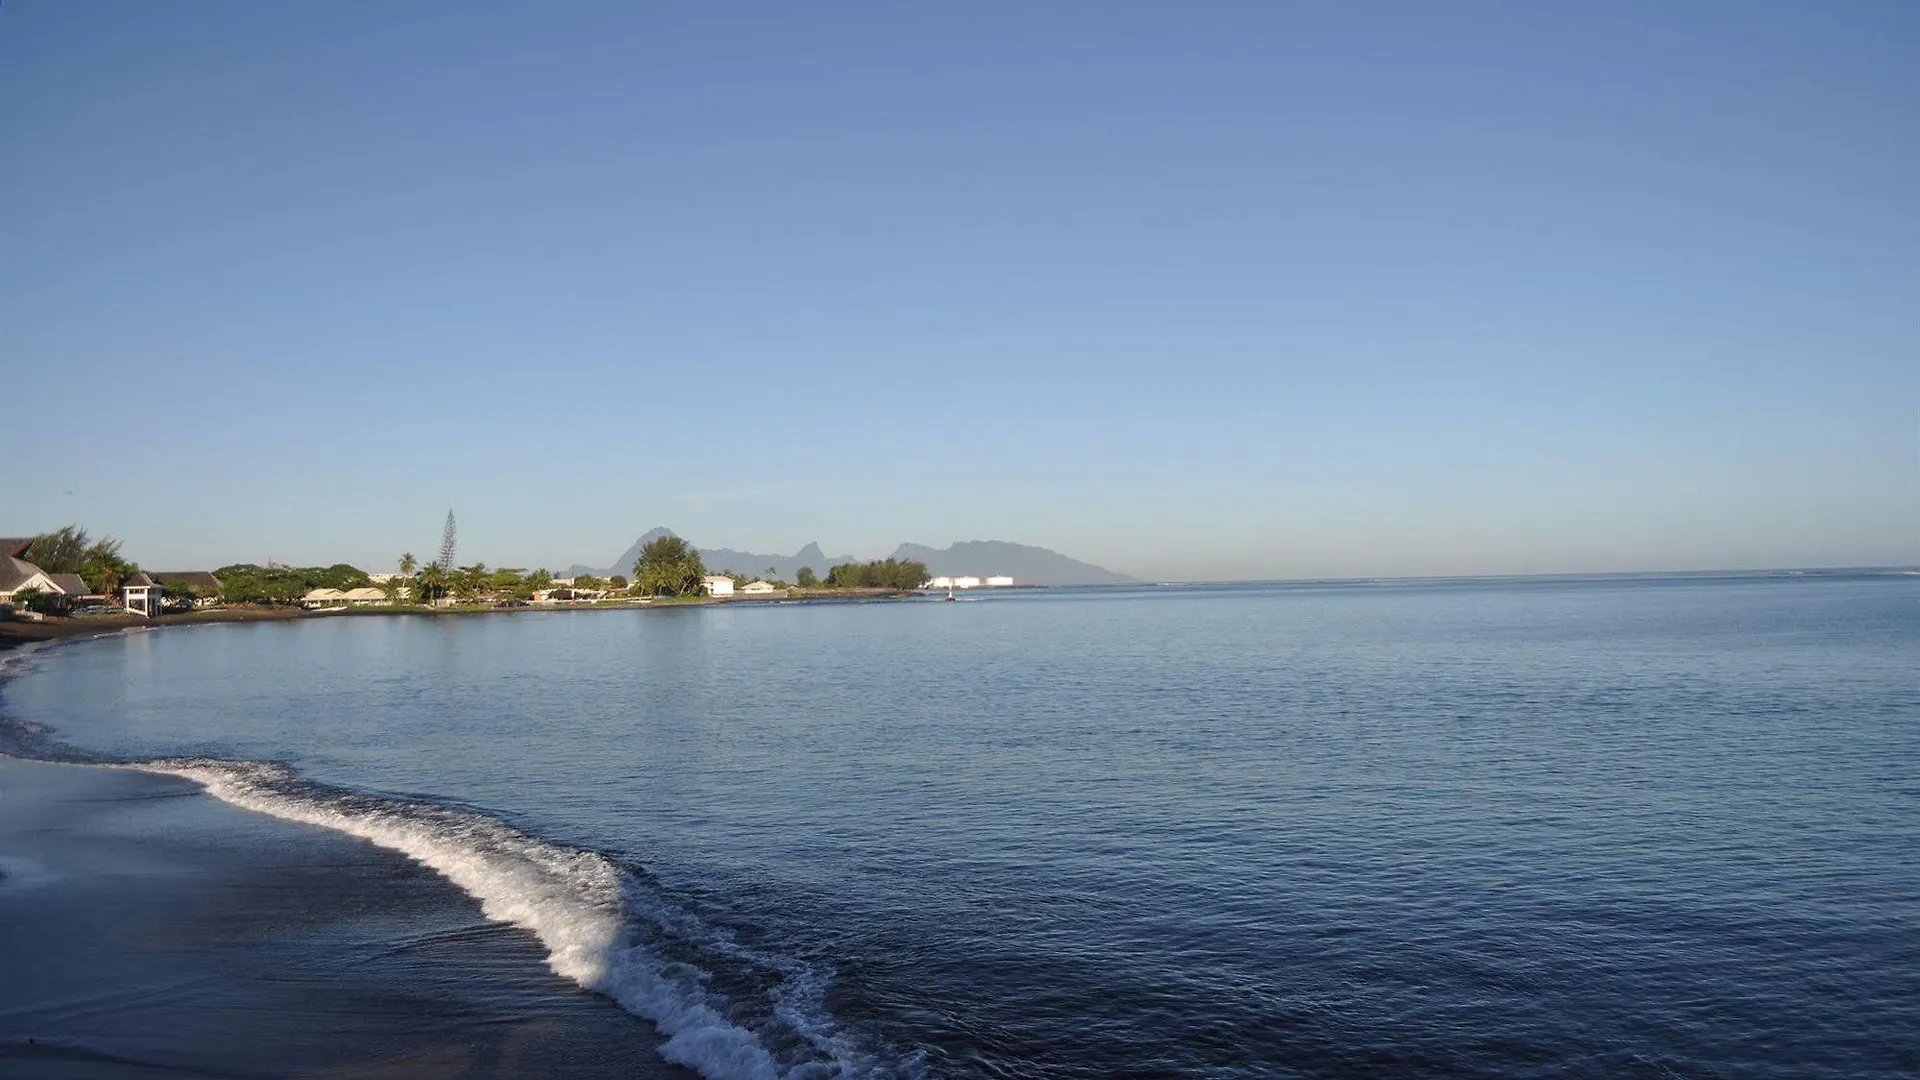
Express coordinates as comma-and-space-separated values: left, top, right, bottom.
105, 757, 920, 1080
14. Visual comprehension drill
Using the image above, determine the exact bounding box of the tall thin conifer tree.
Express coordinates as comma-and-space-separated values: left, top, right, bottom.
437, 510, 458, 572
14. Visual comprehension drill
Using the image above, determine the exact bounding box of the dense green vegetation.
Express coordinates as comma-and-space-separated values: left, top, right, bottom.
214, 563, 371, 604
14, 524, 934, 614
23, 525, 137, 596
633, 535, 706, 597
823, 558, 929, 590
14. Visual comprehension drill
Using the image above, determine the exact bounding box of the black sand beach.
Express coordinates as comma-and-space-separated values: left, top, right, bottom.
0, 757, 691, 1079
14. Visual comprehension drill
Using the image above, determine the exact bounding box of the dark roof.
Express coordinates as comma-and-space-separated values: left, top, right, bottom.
154, 571, 223, 591
0, 538, 36, 559
1, 555, 48, 592
48, 573, 93, 596
124, 571, 155, 587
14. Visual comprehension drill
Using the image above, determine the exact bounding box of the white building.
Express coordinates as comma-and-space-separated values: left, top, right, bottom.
702, 575, 735, 598
122, 572, 161, 617
927, 576, 953, 589
953, 576, 982, 590
0, 551, 59, 605
985, 575, 1015, 587
741, 580, 777, 594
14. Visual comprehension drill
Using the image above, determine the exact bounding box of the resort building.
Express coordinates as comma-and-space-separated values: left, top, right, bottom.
741, 580, 777, 595
985, 576, 1015, 587
702, 575, 735, 597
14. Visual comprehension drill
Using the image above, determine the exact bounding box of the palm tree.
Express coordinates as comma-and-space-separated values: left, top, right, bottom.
400, 552, 417, 577
414, 564, 449, 605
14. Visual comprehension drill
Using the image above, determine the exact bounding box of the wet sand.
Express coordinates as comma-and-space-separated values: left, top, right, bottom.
0, 757, 692, 1079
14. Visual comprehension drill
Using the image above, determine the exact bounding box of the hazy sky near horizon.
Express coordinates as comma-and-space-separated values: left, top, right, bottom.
4, 2, 1915, 580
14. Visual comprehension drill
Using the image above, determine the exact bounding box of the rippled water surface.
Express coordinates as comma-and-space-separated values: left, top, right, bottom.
5, 576, 1916, 1078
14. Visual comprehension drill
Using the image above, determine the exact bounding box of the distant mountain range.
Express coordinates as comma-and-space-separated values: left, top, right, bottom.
891, 540, 1136, 585
570, 529, 1135, 586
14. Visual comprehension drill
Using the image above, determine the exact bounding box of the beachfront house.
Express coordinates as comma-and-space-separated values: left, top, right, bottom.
342, 587, 387, 606
741, 580, 777, 595
301, 587, 347, 609
45, 574, 101, 612
0, 539, 60, 608
702, 575, 735, 598
122, 572, 160, 617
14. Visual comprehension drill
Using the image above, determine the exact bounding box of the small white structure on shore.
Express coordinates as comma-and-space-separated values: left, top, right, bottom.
702, 575, 735, 597
122, 573, 160, 617
741, 580, 777, 594
301, 587, 347, 609
985, 575, 1014, 587
952, 576, 982, 590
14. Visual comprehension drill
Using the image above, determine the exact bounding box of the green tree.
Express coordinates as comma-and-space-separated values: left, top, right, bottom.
633, 535, 706, 597
437, 510, 458, 572
11, 585, 49, 613
795, 566, 818, 588
159, 579, 200, 610
23, 527, 138, 596
399, 552, 417, 576
23, 526, 98, 573
823, 558, 929, 590
607, 574, 628, 590
414, 564, 450, 605
83, 545, 137, 597
454, 563, 490, 601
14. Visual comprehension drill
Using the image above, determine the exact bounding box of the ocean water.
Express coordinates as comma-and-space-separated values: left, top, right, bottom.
3, 575, 1916, 1079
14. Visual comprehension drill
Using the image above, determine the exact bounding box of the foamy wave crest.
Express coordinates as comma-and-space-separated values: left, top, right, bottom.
129, 758, 917, 1080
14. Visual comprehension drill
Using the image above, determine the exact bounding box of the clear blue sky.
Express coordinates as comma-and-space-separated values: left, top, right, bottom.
4, 2, 1915, 579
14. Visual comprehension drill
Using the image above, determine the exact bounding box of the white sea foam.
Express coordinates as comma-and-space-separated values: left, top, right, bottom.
128, 758, 907, 1080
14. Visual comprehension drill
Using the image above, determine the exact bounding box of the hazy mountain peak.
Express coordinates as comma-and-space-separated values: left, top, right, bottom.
575, 530, 1132, 585
897, 540, 1136, 585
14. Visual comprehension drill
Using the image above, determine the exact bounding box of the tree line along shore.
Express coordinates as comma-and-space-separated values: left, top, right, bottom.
1, 523, 937, 650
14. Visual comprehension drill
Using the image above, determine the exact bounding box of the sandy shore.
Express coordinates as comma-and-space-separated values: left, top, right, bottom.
0, 756, 693, 1079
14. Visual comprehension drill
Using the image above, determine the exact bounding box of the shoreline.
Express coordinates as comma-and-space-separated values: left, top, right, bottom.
0, 755, 693, 1079
0, 627, 859, 1079
0, 587, 923, 655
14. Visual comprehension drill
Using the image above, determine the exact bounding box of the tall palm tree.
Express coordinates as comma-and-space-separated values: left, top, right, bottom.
400, 552, 417, 577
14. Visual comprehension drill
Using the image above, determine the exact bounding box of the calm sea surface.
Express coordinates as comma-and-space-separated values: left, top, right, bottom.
4, 576, 1916, 1079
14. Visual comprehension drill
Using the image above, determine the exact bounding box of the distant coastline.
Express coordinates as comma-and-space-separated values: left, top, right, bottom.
0, 588, 925, 655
